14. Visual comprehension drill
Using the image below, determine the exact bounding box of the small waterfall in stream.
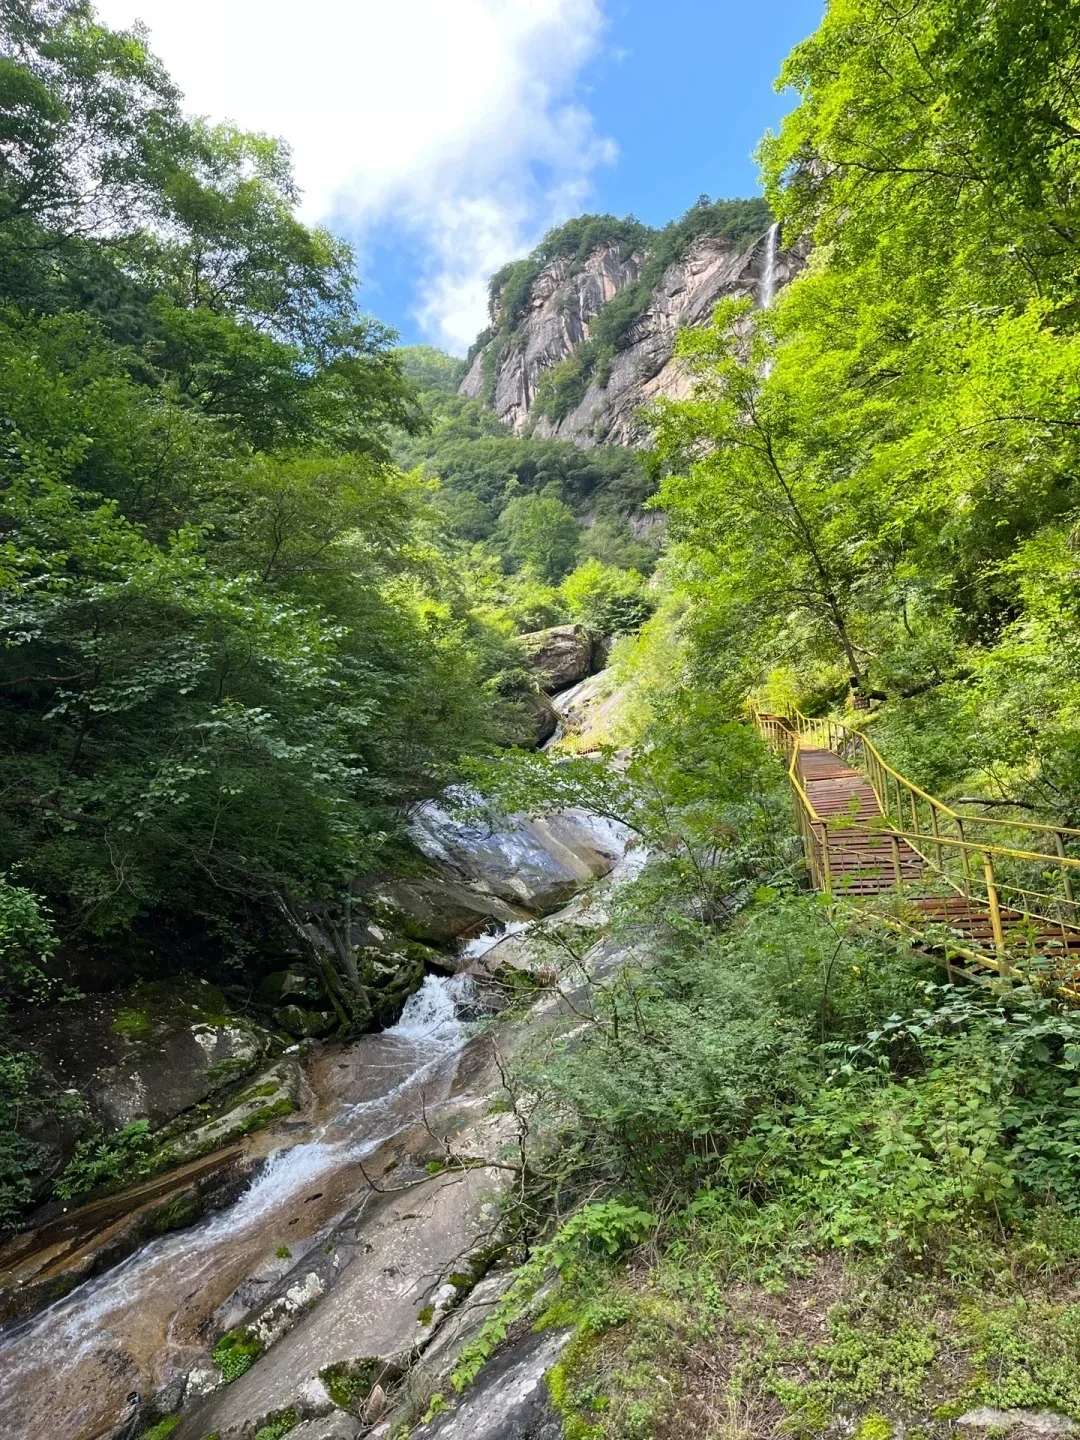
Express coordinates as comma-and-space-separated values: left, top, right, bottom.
0, 973, 477, 1440
0, 788, 636, 1440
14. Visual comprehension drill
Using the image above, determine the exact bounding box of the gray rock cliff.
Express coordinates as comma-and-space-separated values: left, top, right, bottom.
460, 226, 802, 447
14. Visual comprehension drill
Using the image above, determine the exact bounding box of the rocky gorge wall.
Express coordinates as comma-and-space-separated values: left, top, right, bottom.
458, 227, 802, 448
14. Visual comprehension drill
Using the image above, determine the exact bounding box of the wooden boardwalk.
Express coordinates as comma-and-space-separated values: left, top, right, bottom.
759, 716, 1080, 984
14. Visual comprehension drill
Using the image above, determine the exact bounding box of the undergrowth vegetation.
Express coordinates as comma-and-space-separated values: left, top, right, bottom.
460, 711, 1080, 1434
454, 609, 1080, 1435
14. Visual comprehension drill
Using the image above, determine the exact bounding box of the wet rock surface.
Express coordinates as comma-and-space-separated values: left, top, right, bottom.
410, 801, 623, 914
0, 1146, 261, 1328
0, 845, 640, 1440
0, 674, 638, 1440
412, 1329, 570, 1440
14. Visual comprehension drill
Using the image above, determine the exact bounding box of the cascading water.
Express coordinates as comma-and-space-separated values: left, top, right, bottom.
0, 778, 637, 1440
0, 973, 477, 1440
758, 221, 782, 382
760, 221, 780, 310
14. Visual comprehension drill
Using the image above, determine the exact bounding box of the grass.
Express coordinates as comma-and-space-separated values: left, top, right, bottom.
530, 1234, 1080, 1440
211, 1327, 263, 1383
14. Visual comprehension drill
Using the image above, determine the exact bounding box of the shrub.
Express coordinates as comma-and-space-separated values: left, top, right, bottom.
56, 1122, 155, 1200
562, 560, 652, 636
0, 875, 58, 1008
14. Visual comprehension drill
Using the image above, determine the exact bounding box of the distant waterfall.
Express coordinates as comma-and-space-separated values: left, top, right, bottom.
759, 221, 780, 309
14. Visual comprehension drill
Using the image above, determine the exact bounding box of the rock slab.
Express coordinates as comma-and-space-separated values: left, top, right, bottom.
518, 625, 593, 692
413, 1328, 570, 1440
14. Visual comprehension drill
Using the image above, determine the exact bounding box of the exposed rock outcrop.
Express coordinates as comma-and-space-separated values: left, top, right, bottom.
519, 624, 593, 692
460, 227, 802, 447
410, 1329, 570, 1440
409, 801, 625, 914
460, 244, 644, 430
368, 875, 525, 947
18, 980, 275, 1134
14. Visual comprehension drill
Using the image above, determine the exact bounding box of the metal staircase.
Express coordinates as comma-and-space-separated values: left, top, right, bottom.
755, 710, 1080, 994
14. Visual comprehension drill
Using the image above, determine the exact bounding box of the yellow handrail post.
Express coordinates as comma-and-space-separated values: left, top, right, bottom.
930, 806, 943, 872
983, 852, 1006, 957
909, 791, 919, 836
957, 817, 973, 887
820, 823, 833, 897
1054, 831, 1074, 910
890, 834, 903, 889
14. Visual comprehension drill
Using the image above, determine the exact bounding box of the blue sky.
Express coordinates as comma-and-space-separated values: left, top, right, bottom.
351, 0, 822, 348
582, 2, 822, 226
96, 0, 822, 352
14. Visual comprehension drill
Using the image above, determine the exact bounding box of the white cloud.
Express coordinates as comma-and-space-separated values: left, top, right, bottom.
93, 0, 615, 350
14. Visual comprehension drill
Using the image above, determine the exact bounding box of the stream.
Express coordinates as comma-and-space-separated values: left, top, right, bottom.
0, 974, 479, 1439
0, 802, 639, 1440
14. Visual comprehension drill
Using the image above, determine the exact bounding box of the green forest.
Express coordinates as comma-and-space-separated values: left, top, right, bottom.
462, 3, 1080, 1434
0, 0, 662, 1222
6, 1, 1080, 1437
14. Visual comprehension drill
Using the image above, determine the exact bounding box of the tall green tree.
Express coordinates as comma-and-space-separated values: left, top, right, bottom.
496, 494, 582, 583
0, 3, 507, 966
654, 0, 1080, 812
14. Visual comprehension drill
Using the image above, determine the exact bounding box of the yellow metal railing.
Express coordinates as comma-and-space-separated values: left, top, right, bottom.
754, 708, 1080, 975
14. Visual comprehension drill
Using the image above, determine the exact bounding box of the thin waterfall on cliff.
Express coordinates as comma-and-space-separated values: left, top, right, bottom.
760, 221, 780, 310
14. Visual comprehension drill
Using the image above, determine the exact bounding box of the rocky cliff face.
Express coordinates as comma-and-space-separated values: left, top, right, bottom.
459, 226, 802, 447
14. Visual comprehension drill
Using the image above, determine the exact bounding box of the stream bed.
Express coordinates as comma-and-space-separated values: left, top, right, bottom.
0, 804, 640, 1440
0, 974, 478, 1440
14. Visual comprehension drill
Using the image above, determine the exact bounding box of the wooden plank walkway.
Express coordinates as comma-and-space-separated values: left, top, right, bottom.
799, 745, 923, 894
796, 742, 1080, 967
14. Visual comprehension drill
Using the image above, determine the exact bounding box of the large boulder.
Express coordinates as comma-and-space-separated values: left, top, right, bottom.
410, 803, 627, 915
17, 979, 276, 1132
518, 624, 593, 693
368, 876, 524, 947
522, 690, 559, 747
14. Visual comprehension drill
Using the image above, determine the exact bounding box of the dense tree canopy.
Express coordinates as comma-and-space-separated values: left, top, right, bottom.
653, 0, 1080, 817
0, 1, 514, 971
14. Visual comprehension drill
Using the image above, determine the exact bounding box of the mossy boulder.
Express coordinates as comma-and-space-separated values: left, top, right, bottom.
158, 1058, 304, 1165
518, 623, 594, 692
259, 968, 318, 1006
11, 978, 280, 1202
274, 1005, 336, 1039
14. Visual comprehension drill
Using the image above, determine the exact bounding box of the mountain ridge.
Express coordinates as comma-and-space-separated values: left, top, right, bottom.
458, 199, 802, 447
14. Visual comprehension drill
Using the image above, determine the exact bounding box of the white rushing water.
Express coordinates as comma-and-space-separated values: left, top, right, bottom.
0, 799, 638, 1439
760, 220, 780, 310
0, 973, 477, 1435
